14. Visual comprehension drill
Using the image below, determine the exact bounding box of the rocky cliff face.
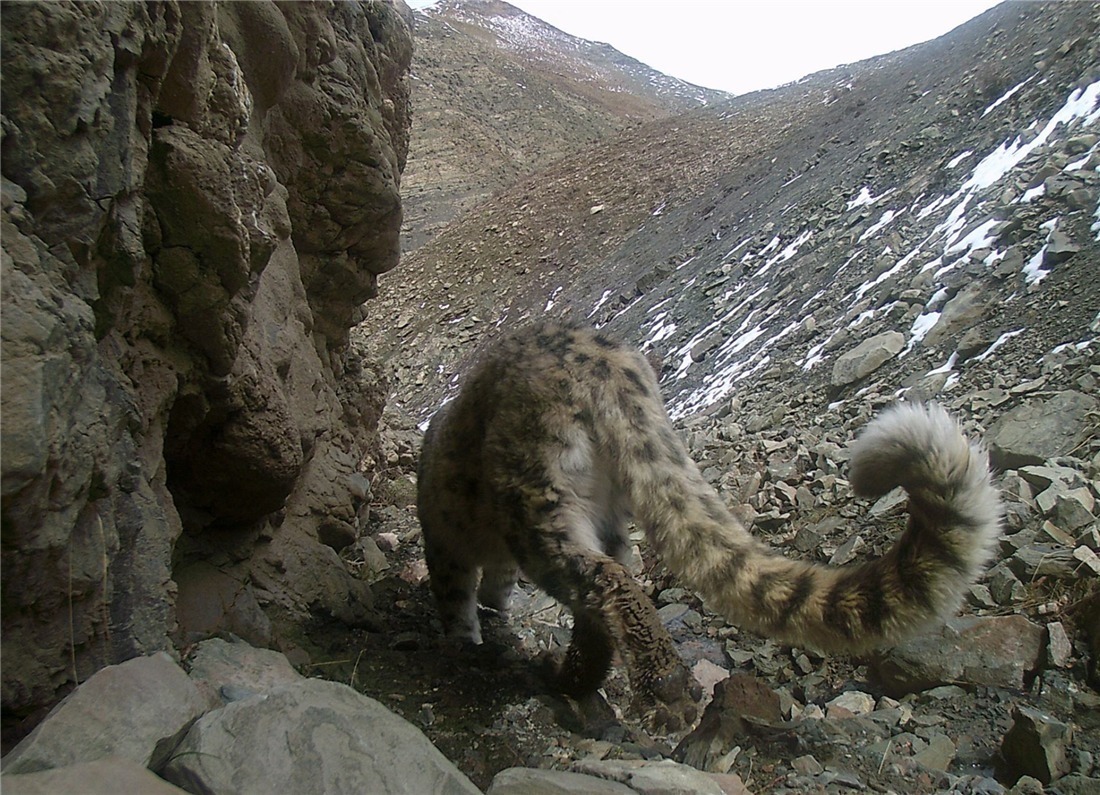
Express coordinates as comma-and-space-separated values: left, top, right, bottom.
1, 0, 412, 742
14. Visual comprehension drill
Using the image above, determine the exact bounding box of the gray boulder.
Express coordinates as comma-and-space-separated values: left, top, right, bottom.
1001, 705, 1073, 785
923, 282, 989, 350
870, 615, 1047, 695
2, 653, 207, 774
831, 331, 905, 387
986, 391, 1098, 470
1, 758, 187, 795
161, 678, 480, 795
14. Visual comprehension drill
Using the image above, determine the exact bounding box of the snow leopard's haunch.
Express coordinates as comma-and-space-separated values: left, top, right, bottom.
417, 322, 1002, 729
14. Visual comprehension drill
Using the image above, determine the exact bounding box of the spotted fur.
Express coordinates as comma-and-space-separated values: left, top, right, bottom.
417, 322, 1002, 726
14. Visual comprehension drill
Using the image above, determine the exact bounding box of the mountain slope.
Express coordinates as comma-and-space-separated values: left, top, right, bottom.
367, 0, 1099, 431
401, 0, 728, 251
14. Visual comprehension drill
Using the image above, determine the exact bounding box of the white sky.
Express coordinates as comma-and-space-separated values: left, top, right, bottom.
411, 0, 1004, 96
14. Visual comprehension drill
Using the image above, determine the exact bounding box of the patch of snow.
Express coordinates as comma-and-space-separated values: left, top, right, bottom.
975, 328, 1026, 362
758, 229, 812, 277
670, 313, 805, 419
983, 248, 1006, 268
834, 250, 862, 278
642, 312, 677, 351
935, 193, 975, 249
963, 78, 1100, 193
723, 237, 753, 261
926, 352, 957, 376
799, 287, 827, 314
854, 243, 924, 302
545, 286, 563, 312
858, 208, 901, 242
945, 217, 1000, 256
1022, 217, 1060, 285
946, 150, 973, 169
608, 294, 645, 325
1022, 248, 1048, 285
717, 324, 767, 360
801, 340, 828, 371
917, 194, 949, 219
847, 186, 894, 210
1065, 145, 1097, 171
932, 258, 963, 281
920, 254, 946, 276
647, 296, 673, 314
1020, 184, 1046, 203
981, 74, 1036, 117
754, 235, 781, 259
904, 310, 941, 354
1047, 338, 1095, 358
926, 287, 950, 309
588, 289, 614, 317
847, 309, 877, 329
417, 394, 455, 433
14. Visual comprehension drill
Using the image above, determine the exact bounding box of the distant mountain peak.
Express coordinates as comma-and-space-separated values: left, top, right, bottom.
419, 0, 728, 107
401, 0, 730, 252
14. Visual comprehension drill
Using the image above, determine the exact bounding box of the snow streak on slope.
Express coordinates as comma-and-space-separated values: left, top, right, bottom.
660, 76, 1100, 419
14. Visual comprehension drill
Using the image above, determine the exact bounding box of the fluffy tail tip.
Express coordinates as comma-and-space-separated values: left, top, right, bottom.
848, 402, 985, 499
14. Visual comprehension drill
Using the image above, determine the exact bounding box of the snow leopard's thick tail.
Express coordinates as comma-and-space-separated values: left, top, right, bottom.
612, 398, 1003, 653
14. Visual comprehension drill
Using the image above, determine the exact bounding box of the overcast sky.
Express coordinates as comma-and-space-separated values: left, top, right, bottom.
410, 0, 1004, 96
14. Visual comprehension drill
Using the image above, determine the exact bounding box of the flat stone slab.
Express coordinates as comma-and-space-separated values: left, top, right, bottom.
573, 758, 750, 795
986, 391, 1098, 470
870, 615, 1047, 695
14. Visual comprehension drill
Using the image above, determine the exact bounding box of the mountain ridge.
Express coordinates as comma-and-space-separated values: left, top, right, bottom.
400, 0, 729, 252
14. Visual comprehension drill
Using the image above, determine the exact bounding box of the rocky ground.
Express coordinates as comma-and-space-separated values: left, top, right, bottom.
308, 369, 1098, 794
6, 379, 1096, 793
342, 2, 1100, 793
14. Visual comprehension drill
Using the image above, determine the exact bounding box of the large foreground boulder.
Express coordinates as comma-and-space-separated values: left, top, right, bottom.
1, 653, 207, 774
161, 678, 481, 795
1, 645, 482, 794
2, 758, 188, 795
